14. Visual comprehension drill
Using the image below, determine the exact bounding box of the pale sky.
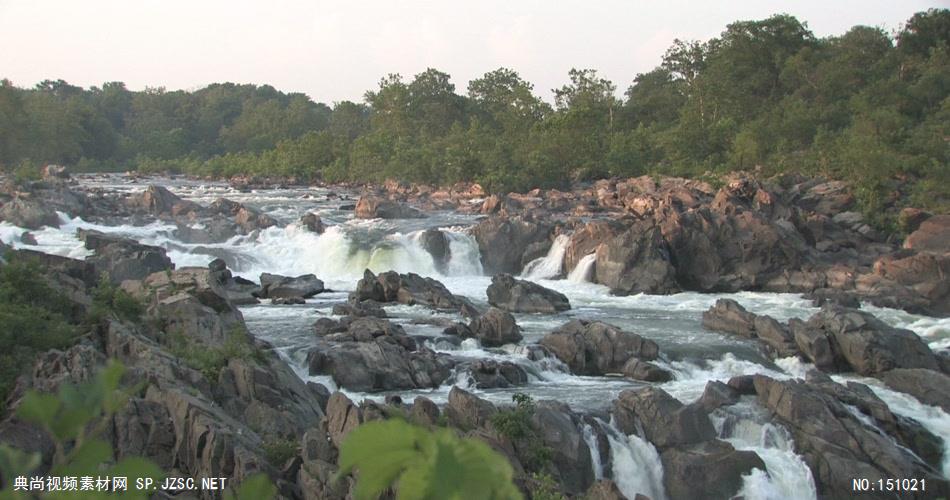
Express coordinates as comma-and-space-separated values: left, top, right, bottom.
0, 0, 944, 104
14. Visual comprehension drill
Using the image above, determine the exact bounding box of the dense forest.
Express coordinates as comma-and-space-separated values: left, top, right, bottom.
1, 10, 948, 223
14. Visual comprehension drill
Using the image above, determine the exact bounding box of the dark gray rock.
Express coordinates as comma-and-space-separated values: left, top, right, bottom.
540, 319, 659, 376
486, 273, 571, 314
259, 273, 324, 299
466, 307, 523, 347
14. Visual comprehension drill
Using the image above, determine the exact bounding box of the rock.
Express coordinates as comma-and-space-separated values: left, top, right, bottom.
331, 301, 387, 318
539, 320, 659, 376
324, 392, 362, 448
486, 274, 571, 314
354, 195, 425, 219
79, 230, 174, 283
445, 386, 496, 429
472, 215, 554, 275
701, 299, 756, 338
42, 164, 69, 179
622, 358, 673, 382
19, 232, 37, 245
612, 387, 716, 449
660, 440, 765, 500
299, 212, 325, 234
584, 480, 626, 500
409, 396, 440, 426
903, 214, 949, 252
898, 208, 931, 234
752, 375, 948, 499
272, 297, 305, 305
531, 401, 595, 494
463, 359, 528, 389
798, 306, 938, 375
234, 205, 277, 233
352, 270, 479, 317
563, 220, 623, 274
419, 228, 451, 273
0, 196, 60, 228
466, 307, 523, 347
220, 275, 262, 305
879, 368, 950, 413
259, 273, 324, 299
697, 381, 740, 411
313, 318, 345, 336
127, 185, 201, 217
594, 220, 679, 295
306, 338, 452, 392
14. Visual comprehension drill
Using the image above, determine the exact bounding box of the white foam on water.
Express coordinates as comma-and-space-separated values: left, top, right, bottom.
605, 419, 667, 500
582, 423, 604, 480
661, 353, 792, 403
713, 404, 817, 500
521, 234, 569, 280
567, 253, 596, 283
832, 374, 950, 478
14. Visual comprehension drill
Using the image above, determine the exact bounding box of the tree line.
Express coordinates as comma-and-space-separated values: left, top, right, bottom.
1, 10, 947, 219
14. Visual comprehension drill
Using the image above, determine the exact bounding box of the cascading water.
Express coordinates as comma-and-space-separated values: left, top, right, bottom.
5, 177, 950, 499
713, 403, 817, 500
603, 418, 667, 500
567, 253, 596, 283
521, 234, 569, 280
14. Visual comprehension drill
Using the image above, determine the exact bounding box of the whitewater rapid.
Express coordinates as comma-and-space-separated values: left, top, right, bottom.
3, 176, 949, 500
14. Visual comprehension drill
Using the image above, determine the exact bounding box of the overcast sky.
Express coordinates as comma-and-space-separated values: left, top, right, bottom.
0, 0, 943, 103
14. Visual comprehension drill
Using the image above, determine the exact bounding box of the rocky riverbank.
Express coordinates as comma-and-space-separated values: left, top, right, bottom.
0, 170, 948, 499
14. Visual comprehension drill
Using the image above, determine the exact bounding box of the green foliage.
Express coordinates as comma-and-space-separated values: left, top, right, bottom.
337, 418, 523, 500
0, 257, 79, 414
1, 9, 947, 214
224, 474, 278, 500
168, 326, 265, 381
0, 361, 164, 499
261, 438, 298, 466
527, 472, 566, 500
87, 274, 145, 324
490, 394, 552, 473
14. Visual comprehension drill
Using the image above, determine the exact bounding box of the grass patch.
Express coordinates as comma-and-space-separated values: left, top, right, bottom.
262, 438, 298, 466
490, 393, 552, 472
169, 326, 266, 381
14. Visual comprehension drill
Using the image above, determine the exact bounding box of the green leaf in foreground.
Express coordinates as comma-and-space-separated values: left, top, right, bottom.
337, 419, 523, 500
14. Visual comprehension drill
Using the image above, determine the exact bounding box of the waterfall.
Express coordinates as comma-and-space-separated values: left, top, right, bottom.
521, 234, 570, 280
567, 253, 596, 283
582, 422, 605, 480
604, 418, 667, 500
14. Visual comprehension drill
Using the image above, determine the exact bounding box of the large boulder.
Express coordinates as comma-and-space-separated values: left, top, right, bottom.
660, 440, 766, 500
752, 375, 947, 500
486, 274, 570, 314
419, 228, 451, 273
0, 196, 60, 228
462, 359, 528, 389
307, 337, 452, 392
80, 230, 174, 284
702, 299, 798, 358
903, 214, 949, 252
444, 386, 497, 429
467, 308, 523, 347
594, 221, 679, 295
879, 368, 950, 413
258, 273, 324, 299
539, 320, 659, 376
299, 212, 326, 234
127, 185, 202, 217
354, 196, 425, 219
472, 215, 554, 275
531, 401, 596, 494
352, 270, 478, 317
795, 306, 938, 375
612, 388, 716, 449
